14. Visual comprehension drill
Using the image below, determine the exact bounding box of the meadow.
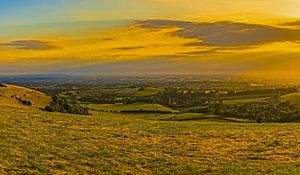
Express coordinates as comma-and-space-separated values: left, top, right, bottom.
1, 83, 300, 174
1, 103, 300, 174
223, 97, 269, 105
134, 87, 163, 97
88, 103, 178, 113
281, 92, 300, 105
0, 84, 50, 109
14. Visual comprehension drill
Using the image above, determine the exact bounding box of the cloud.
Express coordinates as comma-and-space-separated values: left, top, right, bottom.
179, 49, 220, 55
2, 40, 59, 50
179, 46, 259, 55
137, 20, 300, 48
280, 20, 300, 28
113, 46, 146, 50
101, 37, 119, 41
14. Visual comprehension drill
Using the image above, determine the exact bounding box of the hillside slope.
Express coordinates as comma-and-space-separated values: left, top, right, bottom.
0, 84, 50, 109
0, 84, 300, 174
1, 106, 300, 174
281, 92, 300, 105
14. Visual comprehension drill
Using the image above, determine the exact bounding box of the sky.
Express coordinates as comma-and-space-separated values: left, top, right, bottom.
1, 0, 300, 76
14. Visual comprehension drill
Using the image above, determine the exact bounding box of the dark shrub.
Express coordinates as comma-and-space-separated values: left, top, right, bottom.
45, 95, 90, 115
16, 97, 32, 106
0, 84, 7, 88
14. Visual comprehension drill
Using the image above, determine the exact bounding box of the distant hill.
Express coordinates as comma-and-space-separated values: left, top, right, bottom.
281, 92, 300, 105
0, 83, 50, 109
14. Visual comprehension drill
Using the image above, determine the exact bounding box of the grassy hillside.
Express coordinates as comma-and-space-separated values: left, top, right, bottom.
1, 105, 300, 174
0, 84, 50, 109
1, 84, 300, 174
281, 92, 300, 105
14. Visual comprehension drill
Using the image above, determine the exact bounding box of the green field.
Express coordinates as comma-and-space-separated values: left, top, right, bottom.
281, 92, 300, 105
223, 97, 269, 105
91, 110, 254, 123
88, 103, 179, 113
134, 87, 163, 97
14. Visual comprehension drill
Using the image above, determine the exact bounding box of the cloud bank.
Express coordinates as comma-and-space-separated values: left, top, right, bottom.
2, 40, 59, 50
138, 20, 300, 49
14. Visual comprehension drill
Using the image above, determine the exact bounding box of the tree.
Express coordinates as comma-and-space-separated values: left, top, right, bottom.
214, 103, 223, 115
45, 95, 90, 115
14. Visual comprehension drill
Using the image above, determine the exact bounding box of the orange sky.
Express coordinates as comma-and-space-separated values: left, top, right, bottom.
1, 0, 300, 76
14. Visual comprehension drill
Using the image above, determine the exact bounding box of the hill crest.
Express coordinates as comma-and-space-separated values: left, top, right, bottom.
0, 83, 50, 109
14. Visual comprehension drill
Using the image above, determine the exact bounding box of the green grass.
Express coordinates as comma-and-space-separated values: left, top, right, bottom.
91, 111, 216, 121
90, 109, 254, 122
134, 87, 163, 97
223, 97, 269, 105
218, 94, 275, 101
1, 104, 300, 174
281, 92, 300, 105
88, 103, 179, 113
180, 106, 209, 113
116, 88, 140, 96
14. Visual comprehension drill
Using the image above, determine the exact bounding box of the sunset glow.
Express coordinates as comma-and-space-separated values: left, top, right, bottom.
1, 0, 300, 76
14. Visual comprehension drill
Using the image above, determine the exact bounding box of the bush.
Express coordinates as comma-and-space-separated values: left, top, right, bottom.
45, 95, 90, 115
16, 97, 32, 106
0, 84, 7, 88
21, 100, 32, 106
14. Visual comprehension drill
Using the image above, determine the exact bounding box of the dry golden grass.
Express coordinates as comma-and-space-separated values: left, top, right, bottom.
1, 105, 300, 174
0, 84, 50, 109
1, 84, 300, 174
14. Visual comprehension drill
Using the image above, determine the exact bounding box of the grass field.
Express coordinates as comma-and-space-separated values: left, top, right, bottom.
281, 92, 300, 105
218, 94, 275, 101
134, 87, 163, 97
0, 84, 50, 109
1, 103, 300, 174
1, 85, 300, 174
91, 111, 253, 122
223, 97, 269, 105
88, 103, 179, 113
